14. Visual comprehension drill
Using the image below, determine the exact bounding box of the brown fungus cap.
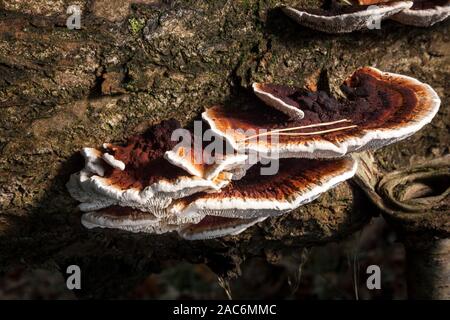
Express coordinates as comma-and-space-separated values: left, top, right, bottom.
167, 157, 357, 220
78, 155, 356, 239
203, 67, 441, 159
81, 206, 179, 234
81, 206, 266, 239
253, 83, 305, 120
281, 1, 413, 33
67, 120, 236, 215
390, 0, 450, 26
101, 120, 238, 190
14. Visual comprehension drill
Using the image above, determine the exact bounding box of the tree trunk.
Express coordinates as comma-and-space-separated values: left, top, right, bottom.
0, 0, 448, 298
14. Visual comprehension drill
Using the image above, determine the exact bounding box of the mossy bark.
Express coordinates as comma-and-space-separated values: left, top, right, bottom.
0, 0, 448, 298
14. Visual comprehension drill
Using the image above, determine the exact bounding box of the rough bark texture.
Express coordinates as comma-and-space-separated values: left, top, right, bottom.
0, 0, 448, 298
353, 152, 449, 299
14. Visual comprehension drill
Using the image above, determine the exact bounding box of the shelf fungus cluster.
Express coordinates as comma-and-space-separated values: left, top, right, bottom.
282, 0, 450, 33
67, 67, 440, 240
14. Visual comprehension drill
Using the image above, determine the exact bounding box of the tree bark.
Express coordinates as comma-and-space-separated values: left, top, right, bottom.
405, 239, 450, 300
0, 0, 448, 298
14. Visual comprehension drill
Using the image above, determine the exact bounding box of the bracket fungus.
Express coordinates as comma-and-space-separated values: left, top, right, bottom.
281, 1, 414, 33
282, 0, 449, 33
82, 206, 267, 240
390, 0, 450, 26
203, 67, 441, 159
68, 67, 440, 240
67, 120, 240, 215
164, 144, 248, 181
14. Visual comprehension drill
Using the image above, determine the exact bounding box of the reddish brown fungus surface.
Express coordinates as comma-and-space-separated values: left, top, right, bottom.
189, 216, 242, 229
301, 4, 374, 16
103, 119, 188, 190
